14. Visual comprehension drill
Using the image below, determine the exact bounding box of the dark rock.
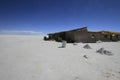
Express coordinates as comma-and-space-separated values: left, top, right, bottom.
96, 48, 113, 56
83, 44, 92, 49
83, 55, 88, 59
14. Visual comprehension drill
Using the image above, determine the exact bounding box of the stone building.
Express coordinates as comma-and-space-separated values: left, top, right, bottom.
47, 27, 120, 43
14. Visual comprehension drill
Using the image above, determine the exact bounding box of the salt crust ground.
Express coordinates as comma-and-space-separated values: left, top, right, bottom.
0, 35, 120, 80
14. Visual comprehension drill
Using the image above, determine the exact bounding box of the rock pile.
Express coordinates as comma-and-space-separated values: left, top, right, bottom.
83, 44, 92, 49
96, 48, 113, 56
83, 55, 88, 59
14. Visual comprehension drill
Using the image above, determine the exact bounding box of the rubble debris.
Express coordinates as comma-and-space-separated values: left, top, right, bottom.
96, 48, 113, 56
83, 44, 92, 49
83, 55, 88, 59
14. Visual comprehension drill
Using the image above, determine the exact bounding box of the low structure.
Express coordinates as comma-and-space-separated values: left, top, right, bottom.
46, 27, 120, 43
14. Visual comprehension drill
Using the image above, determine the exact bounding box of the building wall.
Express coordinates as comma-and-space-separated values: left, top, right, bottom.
65, 27, 89, 42
73, 30, 89, 43
65, 31, 75, 42
109, 33, 120, 41
87, 32, 103, 42
87, 32, 113, 42
48, 27, 120, 43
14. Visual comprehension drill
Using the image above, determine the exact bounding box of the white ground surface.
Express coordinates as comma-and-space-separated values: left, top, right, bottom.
0, 35, 120, 80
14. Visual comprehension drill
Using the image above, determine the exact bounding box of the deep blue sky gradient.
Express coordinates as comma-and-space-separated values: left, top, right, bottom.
0, 0, 120, 33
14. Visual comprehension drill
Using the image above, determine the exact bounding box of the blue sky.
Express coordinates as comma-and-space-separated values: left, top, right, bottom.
0, 0, 120, 34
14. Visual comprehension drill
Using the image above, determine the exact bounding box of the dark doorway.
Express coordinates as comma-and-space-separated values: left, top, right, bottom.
116, 35, 118, 39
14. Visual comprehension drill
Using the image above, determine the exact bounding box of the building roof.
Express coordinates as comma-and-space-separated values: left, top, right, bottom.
48, 27, 87, 35
48, 27, 120, 35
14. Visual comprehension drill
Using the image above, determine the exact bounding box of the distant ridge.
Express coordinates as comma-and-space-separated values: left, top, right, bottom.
0, 30, 44, 35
